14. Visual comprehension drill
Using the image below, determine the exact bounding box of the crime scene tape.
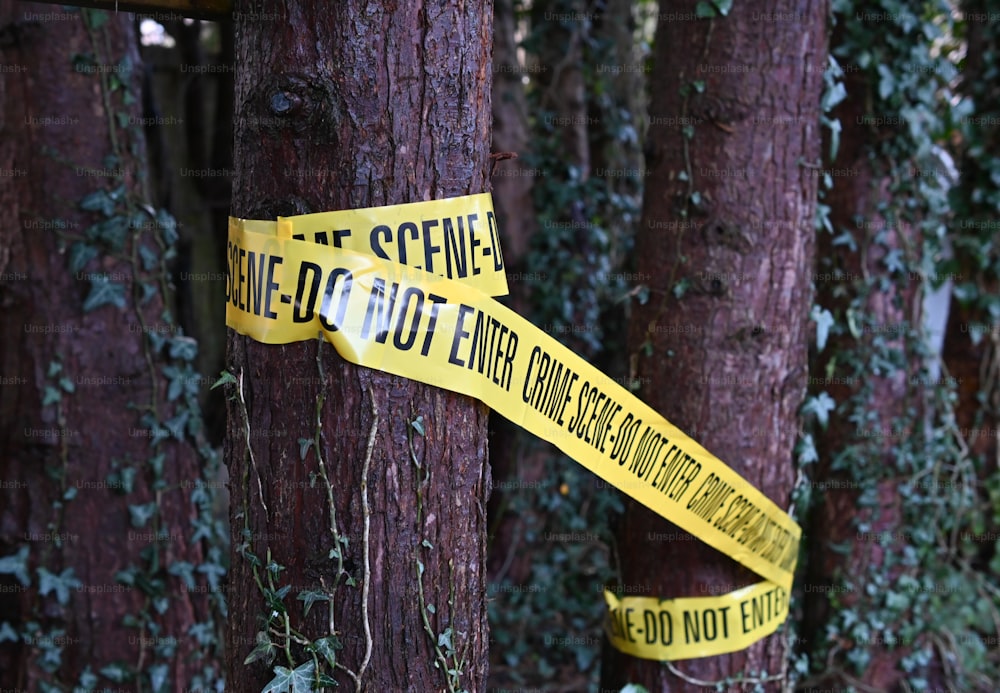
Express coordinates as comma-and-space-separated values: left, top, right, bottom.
226, 193, 801, 661
230, 193, 508, 299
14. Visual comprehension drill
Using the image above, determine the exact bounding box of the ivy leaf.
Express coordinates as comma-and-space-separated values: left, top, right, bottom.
168, 376, 184, 402
410, 415, 425, 437
211, 370, 238, 390
437, 626, 454, 653
156, 208, 179, 246
620, 685, 651, 693
99, 662, 131, 683
802, 392, 836, 430
712, 0, 733, 16
298, 438, 313, 461
79, 189, 116, 217
86, 216, 129, 251
128, 502, 157, 528
243, 631, 276, 666
821, 82, 847, 113
197, 553, 226, 592
115, 565, 138, 586
76, 665, 99, 689
83, 275, 127, 313
672, 277, 690, 299
189, 621, 217, 647
42, 386, 62, 407
297, 589, 330, 617
695, 1, 717, 18
814, 202, 832, 233
316, 673, 338, 687
69, 242, 99, 274
796, 433, 819, 465
311, 635, 341, 668
138, 245, 160, 271
168, 336, 198, 362
168, 561, 196, 590
37, 566, 82, 605
164, 410, 190, 440
107, 466, 136, 494
811, 305, 835, 352
877, 63, 895, 101
0, 546, 29, 587
883, 248, 905, 275
261, 661, 316, 693
0, 621, 18, 642
148, 663, 169, 693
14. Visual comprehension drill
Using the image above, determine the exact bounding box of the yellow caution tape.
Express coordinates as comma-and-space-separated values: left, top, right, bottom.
230, 193, 507, 299
604, 582, 789, 660
226, 194, 801, 661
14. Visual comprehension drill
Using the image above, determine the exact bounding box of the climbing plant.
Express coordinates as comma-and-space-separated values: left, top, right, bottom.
0, 9, 226, 690
796, 2, 1000, 690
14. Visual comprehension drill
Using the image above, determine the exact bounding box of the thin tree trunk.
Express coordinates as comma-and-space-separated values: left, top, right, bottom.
225, 1, 492, 690
601, 1, 826, 689
0, 5, 222, 688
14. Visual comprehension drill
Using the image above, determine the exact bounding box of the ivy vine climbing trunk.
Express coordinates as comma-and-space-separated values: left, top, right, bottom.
225, 1, 492, 690
800, 6, 964, 689
798, 56, 921, 691
0, 5, 224, 690
599, 1, 826, 690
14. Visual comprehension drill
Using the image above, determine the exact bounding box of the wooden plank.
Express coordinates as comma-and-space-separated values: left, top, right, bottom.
28, 0, 232, 20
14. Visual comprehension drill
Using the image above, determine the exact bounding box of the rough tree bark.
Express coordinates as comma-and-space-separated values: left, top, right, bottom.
0, 5, 220, 689
486, 0, 545, 592
797, 43, 930, 687
225, 1, 492, 690
600, 1, 826, 689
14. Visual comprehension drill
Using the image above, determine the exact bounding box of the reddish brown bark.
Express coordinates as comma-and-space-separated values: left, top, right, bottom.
941, 0, 1000, 569
486, 0, 546, 591
225, 1, 492, 690
0, 5, 218, 688
798, 39, 929, 690
600, 2, 827, 690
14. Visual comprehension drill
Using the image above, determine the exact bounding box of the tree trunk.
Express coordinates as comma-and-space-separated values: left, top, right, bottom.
601, 1, 826, 689
486, 0, 546, 592
0, 5, 223, 689
798, 59, 921, 690
942, 0, 1000, 571
225, 1, 492, 690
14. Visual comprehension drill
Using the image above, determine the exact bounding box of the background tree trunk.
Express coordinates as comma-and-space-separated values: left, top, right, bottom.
601, 1, 827, 689
943, 0, 1000, 576
0, 5, 223, 689
225, 1, 492, 689
487, 0, 546, 592
799, 59, 920, 691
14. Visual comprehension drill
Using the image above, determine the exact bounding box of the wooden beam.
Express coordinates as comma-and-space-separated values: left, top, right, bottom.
27, 0, 232, 20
